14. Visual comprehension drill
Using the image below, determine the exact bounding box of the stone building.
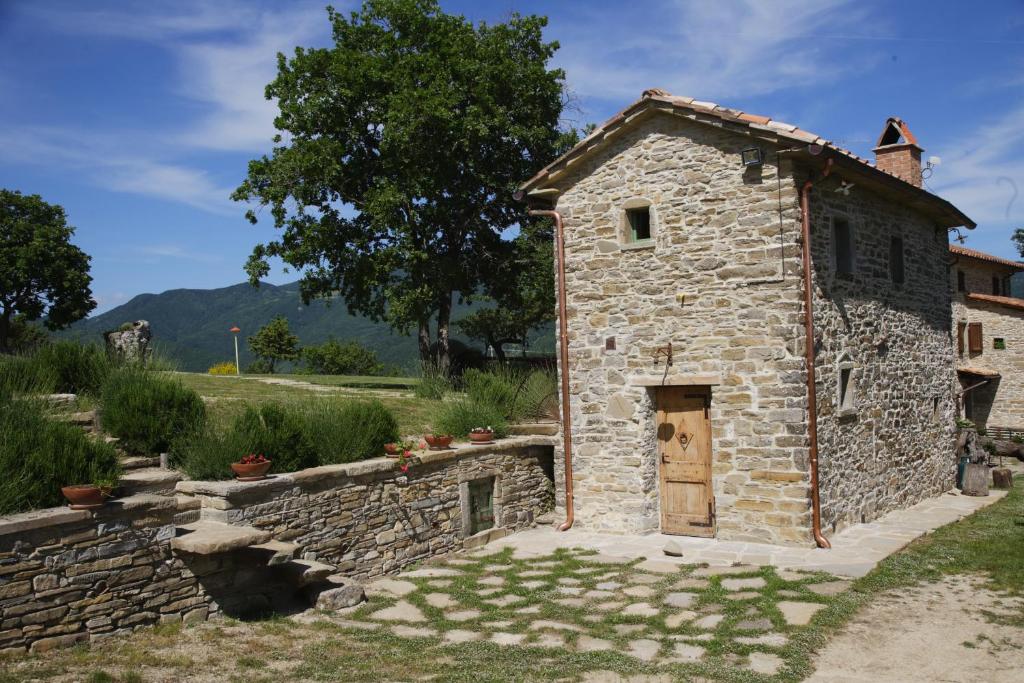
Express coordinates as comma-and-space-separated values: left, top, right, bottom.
950, 244, 1024, 431
520, 90, 975, 546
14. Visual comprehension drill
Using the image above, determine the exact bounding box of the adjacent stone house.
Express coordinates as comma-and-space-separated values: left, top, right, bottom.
520, 90, 975, 546
950, 244, 1024, 431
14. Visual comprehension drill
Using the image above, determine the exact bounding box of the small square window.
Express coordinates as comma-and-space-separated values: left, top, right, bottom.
832, 217, 854, 275
889, 236, 905, 284
994, 337, 1006, 350
626, 207, 651, 242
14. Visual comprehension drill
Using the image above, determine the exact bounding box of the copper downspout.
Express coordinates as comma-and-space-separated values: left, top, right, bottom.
799, 158, 832, 549
529, 209, 574, 531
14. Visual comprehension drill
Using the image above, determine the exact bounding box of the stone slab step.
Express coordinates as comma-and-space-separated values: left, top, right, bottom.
173, 495, 201, 525
119, 467, 183, 496
172, 521, 272, 555
249, 540, 300, 566
121, 455, 161, 471
509, 422, 559, 436
275, 559, 336, 587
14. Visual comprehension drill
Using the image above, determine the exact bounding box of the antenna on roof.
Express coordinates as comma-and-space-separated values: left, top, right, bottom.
922, 155, 941, 180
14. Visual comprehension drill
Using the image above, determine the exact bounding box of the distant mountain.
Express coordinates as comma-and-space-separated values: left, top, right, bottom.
61, 281, 553, 373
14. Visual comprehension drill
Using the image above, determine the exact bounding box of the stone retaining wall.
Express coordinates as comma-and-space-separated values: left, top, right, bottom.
0, 439, 555, 653
0, 495, 209, 654
177, 438, 556, 580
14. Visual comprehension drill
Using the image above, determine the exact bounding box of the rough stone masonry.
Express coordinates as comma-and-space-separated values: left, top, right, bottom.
522, 93, 967, 545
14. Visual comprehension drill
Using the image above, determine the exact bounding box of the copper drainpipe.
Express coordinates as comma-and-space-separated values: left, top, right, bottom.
799, 157, 832, 549
529, 208, 574, 531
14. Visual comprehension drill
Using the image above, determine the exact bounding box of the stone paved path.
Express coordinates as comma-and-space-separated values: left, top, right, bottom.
488, 488, 1007, 577
350, 546, 851, 677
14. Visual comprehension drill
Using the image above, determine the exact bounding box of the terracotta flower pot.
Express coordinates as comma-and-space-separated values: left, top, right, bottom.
469, 430, 495, 444
424, 434, 454, 450
384, 443, 401, 456
61, 485, 105, 510
231, 460, 272, 481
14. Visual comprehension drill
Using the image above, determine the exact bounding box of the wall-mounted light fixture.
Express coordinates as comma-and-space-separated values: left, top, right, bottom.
741, 146, 763, 167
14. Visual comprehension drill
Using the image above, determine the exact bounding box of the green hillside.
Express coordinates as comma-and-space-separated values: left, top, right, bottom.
62, 281, 553, 372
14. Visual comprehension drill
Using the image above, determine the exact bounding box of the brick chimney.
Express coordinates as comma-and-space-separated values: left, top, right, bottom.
873, 117, 923, 187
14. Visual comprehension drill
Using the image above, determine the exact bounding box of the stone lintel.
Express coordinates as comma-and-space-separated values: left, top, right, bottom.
629, 374, 722, 387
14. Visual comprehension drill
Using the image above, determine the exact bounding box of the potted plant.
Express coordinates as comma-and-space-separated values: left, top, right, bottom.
469, 426, 495, 444
395, 447, 414, 474
61, 478, 115, 510
384, 440, 415, 457
231, 453, 272, 481
424, 433, 454, 450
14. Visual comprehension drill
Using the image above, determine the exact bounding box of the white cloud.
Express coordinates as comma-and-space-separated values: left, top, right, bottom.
554, 0, 878, 118
0, 124, 237, 215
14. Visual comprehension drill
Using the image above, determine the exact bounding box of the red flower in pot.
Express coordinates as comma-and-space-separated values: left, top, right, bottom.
469, 426, 495, 443
231, 453, 272, 481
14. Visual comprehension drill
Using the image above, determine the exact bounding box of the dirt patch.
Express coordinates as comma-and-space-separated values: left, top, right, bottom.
809, 575, 1024, 682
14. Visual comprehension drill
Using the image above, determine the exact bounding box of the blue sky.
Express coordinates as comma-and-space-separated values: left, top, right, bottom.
1, 0, 1023, 314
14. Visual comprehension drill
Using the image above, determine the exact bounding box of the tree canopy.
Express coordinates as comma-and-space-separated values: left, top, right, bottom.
248, 316, 299, 373
0, 189, 95, 353
233, 0, 570, 371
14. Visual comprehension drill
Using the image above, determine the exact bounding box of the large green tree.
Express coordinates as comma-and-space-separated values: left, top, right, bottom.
248, 316, 299, 373
457, 219, 555, 361
0, 190, 95, 353
233, 0, 567, 371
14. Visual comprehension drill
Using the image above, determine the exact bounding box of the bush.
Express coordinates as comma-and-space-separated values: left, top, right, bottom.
432, 397, 508, 439
0, 397, 121, 514
100, 367, 206, 454
172, 399, 400, 480
462, 365, 557, 422
304, 400, 399, 464
34, 341, 114, 395
245, 358, 273, 374
414, 361, 454, 400
301, 339, 385, 376
208, 362, 237, 375
0, 353, 56, 399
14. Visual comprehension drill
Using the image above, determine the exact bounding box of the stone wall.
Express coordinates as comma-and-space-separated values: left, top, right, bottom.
807, 174, 957, 535
951, 258, 1024, 429
177, 439, 555, 581
0, 440, 554, 653
0, 495, 209, 654
544, 110, 815, 544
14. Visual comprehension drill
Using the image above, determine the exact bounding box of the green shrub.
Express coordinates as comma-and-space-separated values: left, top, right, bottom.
0, 397, 121, 514
302, 340, 385, 376
304, 400, 400, 464
432, 397, 508, 439
233, 403, 318, 473
462, 366, 557, 421
100, 367, 206, 454
0, 353, 56, 398
245, 358, 273, 374
414, 361, 454, 400
33, 341, 114, 395
172, 399, 401, 479
171, 425, 249, 481
208, 362, 237, 375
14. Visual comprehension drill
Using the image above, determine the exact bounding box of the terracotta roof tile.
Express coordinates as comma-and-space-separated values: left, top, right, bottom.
950, 245, 1024, 270
520, 88, 974, 229
966, 293, 1024, 311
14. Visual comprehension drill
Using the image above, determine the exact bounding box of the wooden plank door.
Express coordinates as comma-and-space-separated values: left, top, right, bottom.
657, 387, 715, 537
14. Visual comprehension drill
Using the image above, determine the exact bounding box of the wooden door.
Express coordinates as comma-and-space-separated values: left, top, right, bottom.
657, 387, 715, 537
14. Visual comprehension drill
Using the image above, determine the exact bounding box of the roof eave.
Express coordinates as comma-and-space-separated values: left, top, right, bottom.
779, 147, 976, 230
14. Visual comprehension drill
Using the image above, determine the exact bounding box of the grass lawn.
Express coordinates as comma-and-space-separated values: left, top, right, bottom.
174, 372, 438, 437
4, 482, 1020, 682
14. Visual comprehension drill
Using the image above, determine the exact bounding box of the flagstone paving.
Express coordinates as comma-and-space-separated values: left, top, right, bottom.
350, 545, 851, 678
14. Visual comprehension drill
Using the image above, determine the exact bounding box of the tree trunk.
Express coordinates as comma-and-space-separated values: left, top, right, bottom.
961, 463, 990, 497
436, 292, 452, 373
417, 320, 432, 365
0, 309, 10, 355
491, 335, 506, 363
